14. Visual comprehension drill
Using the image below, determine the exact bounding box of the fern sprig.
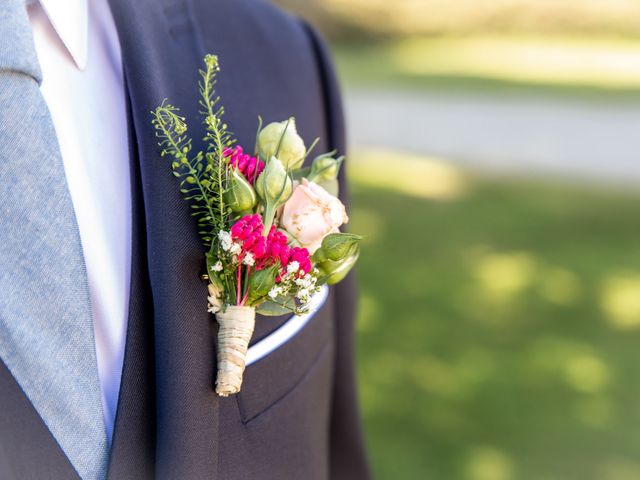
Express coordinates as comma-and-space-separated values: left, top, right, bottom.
152, 56, 237, 250
198, 55, 236, 251
152, 100, 218, 247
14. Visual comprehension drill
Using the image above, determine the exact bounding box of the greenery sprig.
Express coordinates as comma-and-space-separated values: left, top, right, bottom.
152, 54, 235, 251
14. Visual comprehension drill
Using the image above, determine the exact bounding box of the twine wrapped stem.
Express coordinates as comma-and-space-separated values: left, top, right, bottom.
215, 305, 256, 396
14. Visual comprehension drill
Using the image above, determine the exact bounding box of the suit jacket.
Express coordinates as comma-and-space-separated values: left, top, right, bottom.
0, 0, 370, 478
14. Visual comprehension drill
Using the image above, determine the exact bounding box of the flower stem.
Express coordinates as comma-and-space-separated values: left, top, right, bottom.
241, 288, 250, 306
262, 203, 276, 237
242, 266, 251, 305
236, 265, 242, 305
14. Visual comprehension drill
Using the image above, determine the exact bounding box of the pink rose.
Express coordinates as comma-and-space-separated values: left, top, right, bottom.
281, 179, 348, 254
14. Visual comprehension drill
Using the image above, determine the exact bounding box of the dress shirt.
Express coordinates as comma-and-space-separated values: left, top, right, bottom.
27, 0, 131, 444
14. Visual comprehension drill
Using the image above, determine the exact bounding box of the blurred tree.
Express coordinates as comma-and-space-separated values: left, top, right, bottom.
275, 0, 640, 40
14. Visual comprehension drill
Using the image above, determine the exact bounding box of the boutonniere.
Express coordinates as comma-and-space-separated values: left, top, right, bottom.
152, 55, 362, 396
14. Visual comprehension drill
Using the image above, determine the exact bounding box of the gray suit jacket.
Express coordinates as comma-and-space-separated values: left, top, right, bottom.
0, 0, 370, 478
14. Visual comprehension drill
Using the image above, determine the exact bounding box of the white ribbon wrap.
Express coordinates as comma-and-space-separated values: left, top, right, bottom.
215, 305, 256, 396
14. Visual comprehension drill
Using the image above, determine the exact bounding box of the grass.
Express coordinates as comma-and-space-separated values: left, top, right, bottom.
348, 151, 640, 480
333, 35, 640, 100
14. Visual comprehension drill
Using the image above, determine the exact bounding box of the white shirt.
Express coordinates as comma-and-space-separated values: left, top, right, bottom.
28, 0, 131, 444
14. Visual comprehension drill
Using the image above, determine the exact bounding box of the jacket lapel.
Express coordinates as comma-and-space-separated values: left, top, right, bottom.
106, 86, 156, 480
107, 1, 221, 477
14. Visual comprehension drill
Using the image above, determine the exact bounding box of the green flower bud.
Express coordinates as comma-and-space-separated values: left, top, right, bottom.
319, 233, 362, 262
309, 155, 342, 183
224, 169, 257, 213
255, 156, 293, 206
204, 54, 219, 71
318, 245, 360, 286
257, 118, 306, 169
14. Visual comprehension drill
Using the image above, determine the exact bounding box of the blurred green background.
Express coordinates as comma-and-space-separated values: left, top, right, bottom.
276, 2, 640, 478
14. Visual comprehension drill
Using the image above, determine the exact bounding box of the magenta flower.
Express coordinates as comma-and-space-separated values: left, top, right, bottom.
289, 247, 312, 275
230, 214, 266, 262
229, 216, 312, 278
224, 146, 264, 184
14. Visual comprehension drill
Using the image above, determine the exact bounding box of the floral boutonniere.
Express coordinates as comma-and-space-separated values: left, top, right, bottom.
152, 55, 362, 396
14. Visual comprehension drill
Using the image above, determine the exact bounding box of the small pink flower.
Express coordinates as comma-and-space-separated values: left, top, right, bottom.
251, 236, 267, 258
224, 146, 264, 185
229, 216, 313, 280
289, 247, 312, 275
278, 246, 291, 267
281, 179, 348, 254
230, 214, 266, 262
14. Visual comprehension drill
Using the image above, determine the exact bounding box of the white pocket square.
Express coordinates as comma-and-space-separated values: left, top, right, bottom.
246, 285, 330, 366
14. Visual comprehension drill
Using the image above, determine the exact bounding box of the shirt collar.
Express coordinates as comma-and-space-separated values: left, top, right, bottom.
37, 0, 88, 70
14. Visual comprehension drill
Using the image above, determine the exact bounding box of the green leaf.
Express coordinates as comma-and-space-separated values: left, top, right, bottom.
205, 253, 224, 289
312, 247, 327, 263
256, 299, 295, 316
248, 265, 279, 298
292, 166, 312, 181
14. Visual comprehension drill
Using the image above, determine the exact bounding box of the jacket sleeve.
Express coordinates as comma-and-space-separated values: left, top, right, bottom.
301, 20, 372, 480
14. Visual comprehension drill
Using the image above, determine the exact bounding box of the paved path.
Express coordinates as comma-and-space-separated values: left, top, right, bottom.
345, 89, 640, 186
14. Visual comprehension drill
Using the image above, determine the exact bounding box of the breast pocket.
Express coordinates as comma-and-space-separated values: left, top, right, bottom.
236, 286, 334, 424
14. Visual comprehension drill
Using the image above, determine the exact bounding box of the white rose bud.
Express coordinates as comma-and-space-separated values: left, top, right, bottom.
281, 179, 348, 254
257, 118, 306, 169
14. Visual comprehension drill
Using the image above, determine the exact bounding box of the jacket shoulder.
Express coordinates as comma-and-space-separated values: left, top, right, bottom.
188, 0, 343, 157
191, 0, 308, 45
